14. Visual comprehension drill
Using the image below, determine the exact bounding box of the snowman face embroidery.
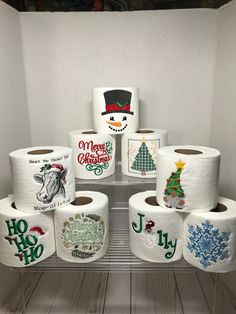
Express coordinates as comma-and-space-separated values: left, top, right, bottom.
102, 89, 134, 133
106, 113, 128, 132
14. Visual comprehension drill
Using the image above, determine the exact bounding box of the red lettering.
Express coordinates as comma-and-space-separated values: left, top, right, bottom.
78, 141, 106, 153
77, 140, 112, 165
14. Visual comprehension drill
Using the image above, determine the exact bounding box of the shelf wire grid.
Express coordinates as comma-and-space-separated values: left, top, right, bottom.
15, 207, 196, 273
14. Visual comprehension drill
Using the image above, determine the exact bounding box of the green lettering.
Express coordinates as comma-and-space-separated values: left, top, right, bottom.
16, 220, 28, 234
34, 244, 44, 259
25, 234, 38, 246
13, 234, 28, 252
165, 239, 177, 259
22, 247, 36, 265
157, 230, 164, 246
132, 213, 145, 234
5, 219, 28, 236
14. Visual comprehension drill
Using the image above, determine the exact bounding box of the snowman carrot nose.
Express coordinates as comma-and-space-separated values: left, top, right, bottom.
106, 121, 122, 127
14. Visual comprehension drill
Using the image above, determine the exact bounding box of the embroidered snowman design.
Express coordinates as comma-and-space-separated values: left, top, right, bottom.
101, 90, 134, 133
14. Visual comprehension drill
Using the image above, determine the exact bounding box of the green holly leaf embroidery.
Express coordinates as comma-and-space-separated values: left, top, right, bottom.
115, 101, 128, 108
105, 141, 113, 156
40, 164, 51, 172
115, 101, 122, 108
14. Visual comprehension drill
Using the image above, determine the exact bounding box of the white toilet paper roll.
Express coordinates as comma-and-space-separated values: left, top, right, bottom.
9, 146, 75, 213
93, 87, 139, 134
129, 191, 183, 262
68, 130, 115, 179
0, 196, 55, 268
156, 145, 220, 212
54, 191, 109, 263
183, 197, 236, 273
122, 129, 168, 178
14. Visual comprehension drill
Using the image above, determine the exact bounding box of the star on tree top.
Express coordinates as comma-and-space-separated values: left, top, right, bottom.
175, 160, 185, 170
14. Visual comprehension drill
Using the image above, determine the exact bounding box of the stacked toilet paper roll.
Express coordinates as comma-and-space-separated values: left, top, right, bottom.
129, 191, 183, 262
9, 146, 75, 213
68, 130, 115, 179
122, 129, 168, 178
156, 145, 220, 212
0, 196, 55, 267
93, 87, 139, 134
55, 191, 109, 263
183, 197, 236, 273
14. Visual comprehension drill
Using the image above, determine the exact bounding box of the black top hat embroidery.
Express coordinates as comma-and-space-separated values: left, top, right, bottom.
102, 89, 134, 115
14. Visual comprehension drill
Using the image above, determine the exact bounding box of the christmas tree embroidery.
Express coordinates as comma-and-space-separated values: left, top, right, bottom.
163, 160, 185, 209
131, 141, 156, 176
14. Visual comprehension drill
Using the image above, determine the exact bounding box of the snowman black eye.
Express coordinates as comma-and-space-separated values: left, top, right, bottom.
110, 116, 115, 121
122, 116, 127, 121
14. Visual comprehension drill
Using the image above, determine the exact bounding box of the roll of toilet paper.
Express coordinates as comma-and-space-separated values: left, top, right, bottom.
129, 191, 183, 262
9, 146, 75, 213
68, 130, 115, 179
0, 196, 55, 268
122, 129, 168, 178
55, 191, 109, 263
156, 145, 220, 212
93, 87, 139, 134
183, 197, 236, 273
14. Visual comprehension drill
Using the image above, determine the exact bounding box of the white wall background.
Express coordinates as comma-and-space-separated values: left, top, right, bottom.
20, 10, 217, 147
0, 1, 31, 305
211, 0, 236, 296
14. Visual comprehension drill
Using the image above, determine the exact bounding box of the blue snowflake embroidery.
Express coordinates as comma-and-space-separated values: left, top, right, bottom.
187, 220, 230, 269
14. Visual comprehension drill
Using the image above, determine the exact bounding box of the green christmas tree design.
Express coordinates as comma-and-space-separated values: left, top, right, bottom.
163, 160, 185, 209
131, 142, 156, 175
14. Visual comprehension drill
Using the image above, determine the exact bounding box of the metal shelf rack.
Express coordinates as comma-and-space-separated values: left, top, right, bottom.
14, 207, 196, 273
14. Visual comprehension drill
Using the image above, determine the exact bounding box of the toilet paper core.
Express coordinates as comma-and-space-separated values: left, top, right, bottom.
174, 149, 203, 155
27, 149, 54, 155
145, 196, 159, 206
210, 203, 227, 212
71, 196, 93, 206
136, 130, 154, 134
82, 131, 97, 135
11, 202, 17, 209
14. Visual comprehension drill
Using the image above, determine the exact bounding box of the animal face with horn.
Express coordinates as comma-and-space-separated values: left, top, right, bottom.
34, 164, 67, 204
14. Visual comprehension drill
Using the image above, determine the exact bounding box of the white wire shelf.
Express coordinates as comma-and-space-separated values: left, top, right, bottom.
18, 232, 195, 273
14, 208, 196, 273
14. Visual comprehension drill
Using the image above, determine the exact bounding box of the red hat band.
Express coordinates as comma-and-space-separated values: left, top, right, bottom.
102, 103, 134, 115
106, 103, 130, 112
